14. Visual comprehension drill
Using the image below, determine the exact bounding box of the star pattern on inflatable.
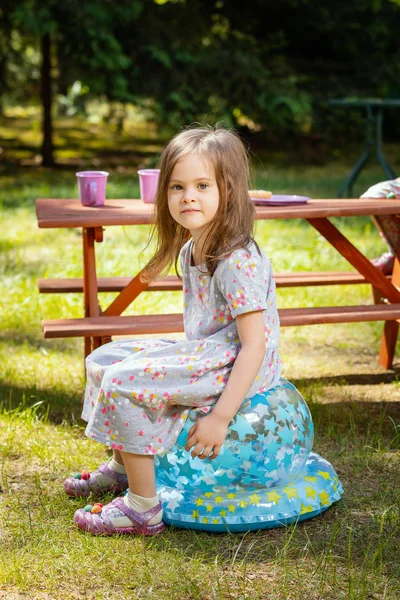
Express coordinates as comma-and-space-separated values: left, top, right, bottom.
156, 379, 343, 532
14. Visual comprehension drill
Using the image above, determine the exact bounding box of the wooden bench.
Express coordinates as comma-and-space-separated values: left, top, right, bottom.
42, 304, 400, 339
38, 271, 391, 294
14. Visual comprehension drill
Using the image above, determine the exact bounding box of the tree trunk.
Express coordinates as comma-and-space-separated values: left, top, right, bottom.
41, 33, 54, 167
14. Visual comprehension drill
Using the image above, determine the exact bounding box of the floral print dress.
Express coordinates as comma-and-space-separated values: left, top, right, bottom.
82, 240, 282, 455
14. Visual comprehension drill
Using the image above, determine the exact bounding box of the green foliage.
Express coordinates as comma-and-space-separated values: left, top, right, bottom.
1, 0, 400, 139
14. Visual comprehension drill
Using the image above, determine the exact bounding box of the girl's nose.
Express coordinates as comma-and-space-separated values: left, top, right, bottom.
182, 190, 196, 203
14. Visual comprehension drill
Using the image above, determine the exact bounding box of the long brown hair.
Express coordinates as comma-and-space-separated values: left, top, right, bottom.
142, 125, 255, 281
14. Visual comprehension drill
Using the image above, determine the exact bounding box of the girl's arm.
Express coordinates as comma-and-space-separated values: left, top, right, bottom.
185, 310, 266, 460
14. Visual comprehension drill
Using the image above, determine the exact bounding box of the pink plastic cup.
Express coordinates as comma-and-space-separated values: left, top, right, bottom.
138, 169, 160, 203
76, 171, 109, 207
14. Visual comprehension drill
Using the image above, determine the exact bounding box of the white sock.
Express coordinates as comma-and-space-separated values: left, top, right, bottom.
108, 491, 162, 528
108, 492, 162, 528
108, 458, 127, 474
88, 457, 126, 488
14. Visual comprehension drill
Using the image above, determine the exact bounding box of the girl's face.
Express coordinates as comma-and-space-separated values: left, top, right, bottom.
167, 153, 219, 243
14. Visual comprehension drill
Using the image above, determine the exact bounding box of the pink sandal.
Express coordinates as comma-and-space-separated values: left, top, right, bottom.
74, 497, 165, 536
63, 462, 128, 498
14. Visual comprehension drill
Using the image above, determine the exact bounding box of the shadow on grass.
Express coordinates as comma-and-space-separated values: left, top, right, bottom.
0, 382, 83, 423
1, 373, 400, 446
292, 370, 400, 387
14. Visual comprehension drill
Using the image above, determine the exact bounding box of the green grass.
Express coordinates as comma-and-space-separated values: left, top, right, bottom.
0, 113, 399, 599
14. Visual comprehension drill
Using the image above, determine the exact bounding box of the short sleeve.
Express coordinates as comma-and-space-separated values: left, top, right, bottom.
214, 246, 271, 318
179, 240, 191, 272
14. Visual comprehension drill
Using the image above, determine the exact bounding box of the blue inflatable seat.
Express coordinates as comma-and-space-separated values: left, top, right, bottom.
155, 378, 343, 532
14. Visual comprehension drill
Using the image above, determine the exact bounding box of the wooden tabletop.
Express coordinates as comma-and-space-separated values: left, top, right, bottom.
36, 198, 400, 229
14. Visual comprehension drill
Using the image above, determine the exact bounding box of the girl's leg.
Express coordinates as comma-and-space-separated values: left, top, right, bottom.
73, 451, 164, 535
120, 452, 156, 497
119, 452, 162, 527
112, 448, 125, 466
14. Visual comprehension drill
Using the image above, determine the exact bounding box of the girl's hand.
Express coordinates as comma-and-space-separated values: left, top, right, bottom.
185, 413, 229, 460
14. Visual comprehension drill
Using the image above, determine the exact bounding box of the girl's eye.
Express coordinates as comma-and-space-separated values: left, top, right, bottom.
171, 184, 183, 191
198, 183, 208, 190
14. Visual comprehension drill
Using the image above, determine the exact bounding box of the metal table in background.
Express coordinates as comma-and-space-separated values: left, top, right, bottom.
329, 98, 400, 197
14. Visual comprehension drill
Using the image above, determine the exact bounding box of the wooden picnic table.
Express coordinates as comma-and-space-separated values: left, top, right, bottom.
36, 197, 400, 369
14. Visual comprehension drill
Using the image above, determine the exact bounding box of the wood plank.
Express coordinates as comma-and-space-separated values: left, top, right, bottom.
280, 304, 400, 326
42, 304, 400, 339
36, 198, 400, 229
38, 276, 182, 293
38, 271, 391, 294
42, 314, 185, 338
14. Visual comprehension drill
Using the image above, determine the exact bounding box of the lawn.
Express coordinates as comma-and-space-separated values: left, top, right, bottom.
0, 112, 399, 599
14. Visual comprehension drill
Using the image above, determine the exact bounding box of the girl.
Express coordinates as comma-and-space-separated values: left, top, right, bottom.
67, 126, 282, 536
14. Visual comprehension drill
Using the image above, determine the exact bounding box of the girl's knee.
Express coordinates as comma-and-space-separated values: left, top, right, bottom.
86, 341, 125, 367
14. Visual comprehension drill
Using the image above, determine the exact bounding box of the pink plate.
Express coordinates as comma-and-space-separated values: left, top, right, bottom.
251, 195, 310, 206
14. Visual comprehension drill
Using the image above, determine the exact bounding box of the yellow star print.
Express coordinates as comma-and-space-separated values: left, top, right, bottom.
220, 510, 227, 517
266, 491, 282, 504
206, 505, 213, 513
195, 498, 204, 506
192, 510, 200, 519
238, 500, 247, 508
319, 491, 331, 505
248, 493, 261, 505
305, 485, 317, 499
282, 486, 299, 500
228, 504, 236, 513
214, 496, 223, 504
204, 492, 213, 498
317, 471, 331, 481
202, 517, 208, 524
226, 493, 236, 499
304, 476, 317, 483
212, 518, 219, 525
300, 504, 314, 515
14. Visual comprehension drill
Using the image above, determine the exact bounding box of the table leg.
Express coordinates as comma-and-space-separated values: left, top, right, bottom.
307, 217, 400, 303
379, 256, 400, 368
308, 217, 400, 368
103, 267, 150, 317
83, 227, 102, 358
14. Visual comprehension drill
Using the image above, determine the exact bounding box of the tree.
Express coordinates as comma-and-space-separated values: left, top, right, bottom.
2, 0, 147, 166
1, 0, 400, 164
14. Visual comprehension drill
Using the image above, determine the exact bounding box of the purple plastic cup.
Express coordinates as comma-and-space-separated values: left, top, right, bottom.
138, 169, 160, 203
76, 171, 109, 207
